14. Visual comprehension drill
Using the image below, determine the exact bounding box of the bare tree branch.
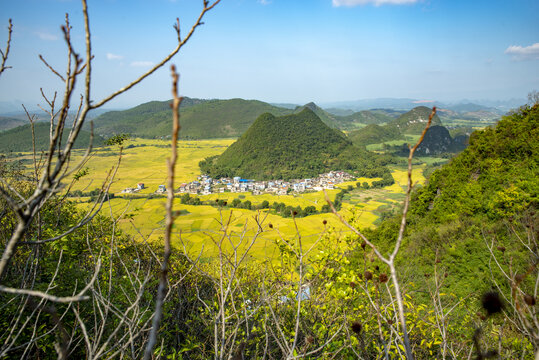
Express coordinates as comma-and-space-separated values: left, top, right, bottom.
143, 64, 183, 360
0, 19, 12, 78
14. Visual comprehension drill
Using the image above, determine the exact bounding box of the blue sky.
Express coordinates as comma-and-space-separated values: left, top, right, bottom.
0, 0, 538, 109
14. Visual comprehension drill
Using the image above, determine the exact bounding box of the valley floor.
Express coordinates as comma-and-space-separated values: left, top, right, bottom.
56, 138, 432, 259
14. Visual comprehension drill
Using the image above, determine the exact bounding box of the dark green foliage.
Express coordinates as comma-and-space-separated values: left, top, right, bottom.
180, 193, 202, 205
104, 133, 129, 146
183, 196, 324, 218
92, 98, 292, 139
0, 122, 98, 153
200, 108, 394, 181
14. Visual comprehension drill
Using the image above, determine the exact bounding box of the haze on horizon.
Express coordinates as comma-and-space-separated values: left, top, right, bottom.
0, 0, 537, 110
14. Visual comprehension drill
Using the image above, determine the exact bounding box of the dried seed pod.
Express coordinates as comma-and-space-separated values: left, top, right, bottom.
524, 294, 536, 306
322, 219, 327, 225
351, 321, 362, 334
481, 291, 504, 316
497, 246, 506, 253
379, 273, 388, 283
364, 271, 373, 281
268, 223, 273, 229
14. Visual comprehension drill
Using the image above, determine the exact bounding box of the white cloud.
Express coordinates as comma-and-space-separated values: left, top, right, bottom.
130, 61, 155, 67
36, 32, 58, 41
106, 53, 123, 60
504, 43, 539, 60
332, 0, 417, 6
258, 0, 271, 4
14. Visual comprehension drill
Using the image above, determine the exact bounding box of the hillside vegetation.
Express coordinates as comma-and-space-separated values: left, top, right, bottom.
388, 105, 442, 134
294, 102, 341, 128
0, 122, 97, 153
348, 106, 462, 156
200, 108, 394, 180
339, 110, 394, 129
92, 98, 292, 139
361, 103, 538, 298
348, 123, 402, 145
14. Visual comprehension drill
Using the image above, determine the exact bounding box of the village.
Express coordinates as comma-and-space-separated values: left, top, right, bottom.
120, 171, 355, 196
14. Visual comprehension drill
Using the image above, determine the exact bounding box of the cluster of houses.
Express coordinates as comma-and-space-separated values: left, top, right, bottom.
177, 171, 354, 196
119, 171, 354, 196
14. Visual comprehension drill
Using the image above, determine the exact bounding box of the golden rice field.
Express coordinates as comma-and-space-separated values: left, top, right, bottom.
69, 138, 235, 194
69, 138, 426, 259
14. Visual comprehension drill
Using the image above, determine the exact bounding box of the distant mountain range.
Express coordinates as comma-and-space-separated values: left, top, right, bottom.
320, 97, 524, 113
0, 95, 511, 152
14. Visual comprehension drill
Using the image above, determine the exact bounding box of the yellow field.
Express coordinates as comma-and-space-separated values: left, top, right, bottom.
101, 197, 365, 260
68, 138, 426, 258
69, 138, 235, 193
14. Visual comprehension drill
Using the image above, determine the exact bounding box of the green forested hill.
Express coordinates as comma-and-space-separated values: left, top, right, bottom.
294, 102, 341, 129
0, 122, 98, 153
387, 105, 442, 134
200, 108, 393, 180
347, 106, 443, 147
348, 123, 402, 146
361, 103, 538, 297
413, 125, 468, 155
92, 98, 292, 139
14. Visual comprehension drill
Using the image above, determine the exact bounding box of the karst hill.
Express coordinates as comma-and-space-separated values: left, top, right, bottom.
199, 108, 394, 181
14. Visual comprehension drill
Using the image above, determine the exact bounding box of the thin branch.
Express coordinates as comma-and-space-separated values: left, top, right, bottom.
0, 19, 13, 78
143, 64, 183, 360
39, 55, 66, 82
90, 0, 220, 109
